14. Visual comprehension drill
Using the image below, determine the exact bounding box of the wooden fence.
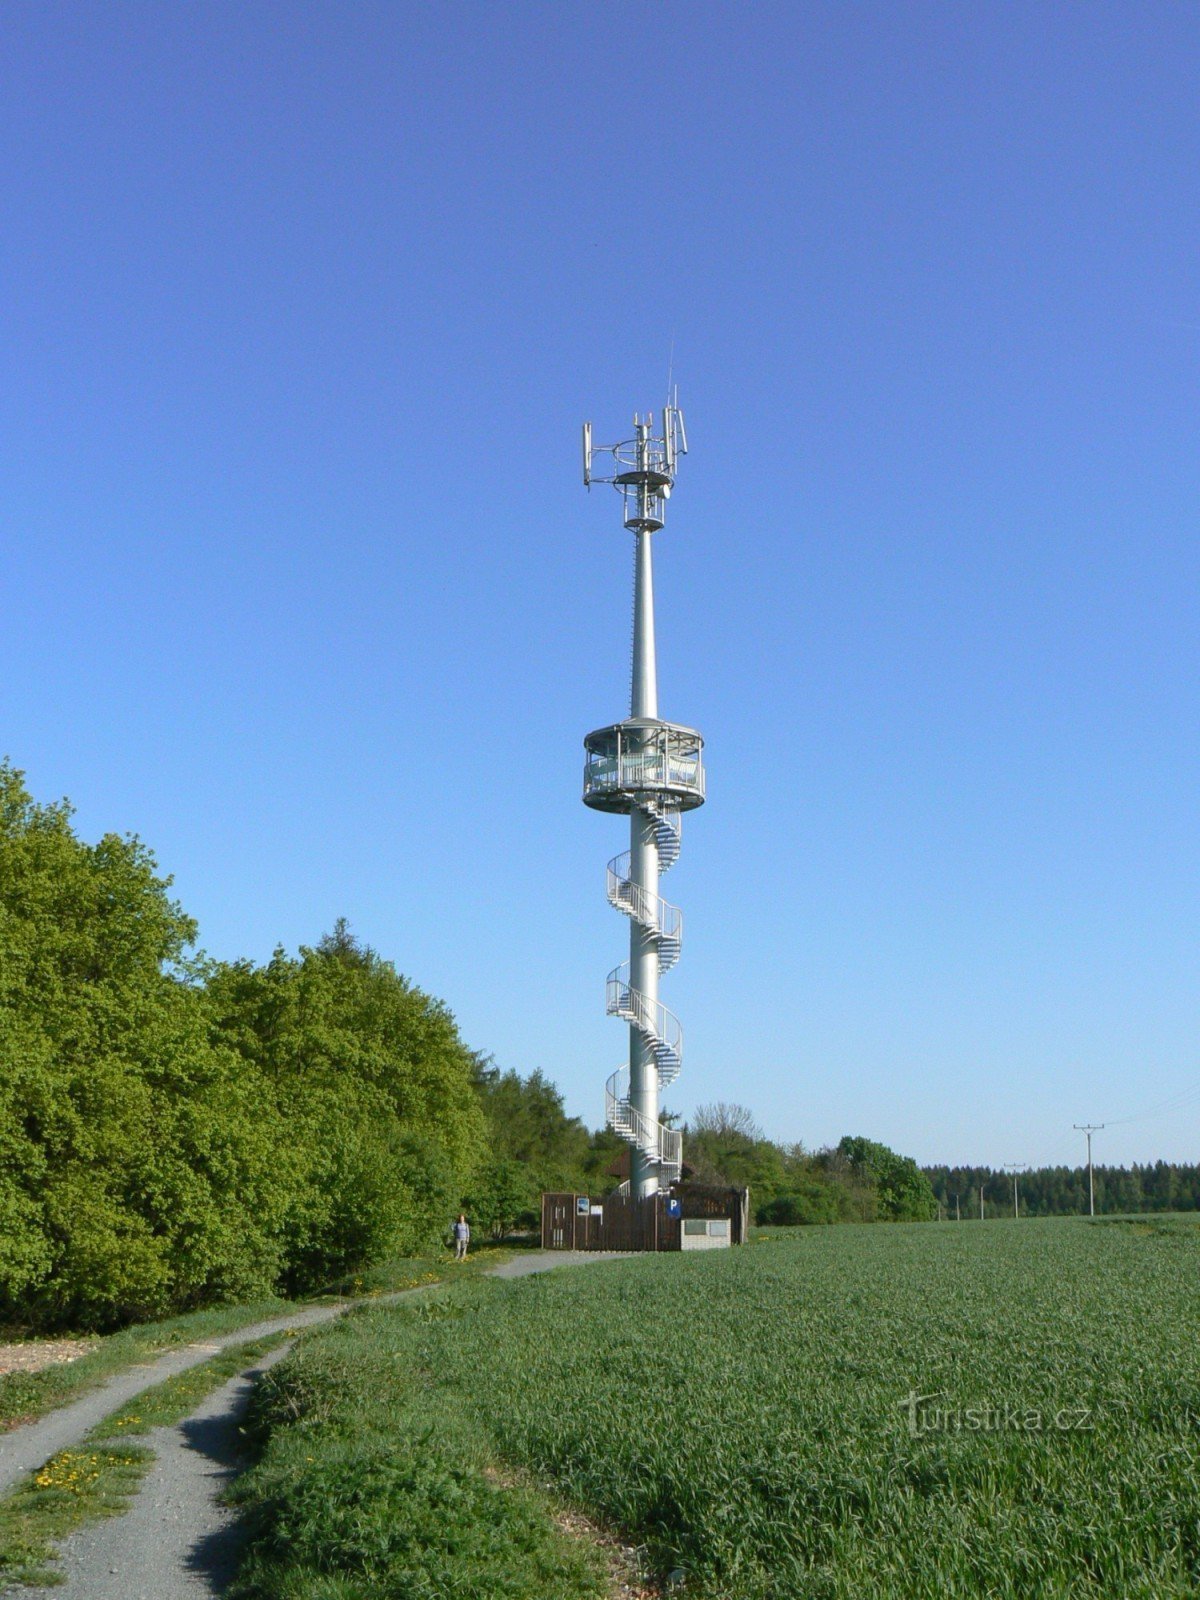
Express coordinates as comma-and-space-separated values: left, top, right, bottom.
541, 1184, 748, 1252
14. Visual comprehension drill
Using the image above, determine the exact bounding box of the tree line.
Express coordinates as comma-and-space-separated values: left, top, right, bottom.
677, 1105, 938, 1225
467, 1092, 939, 1232
924, 1162, 1200, 1218
0, 764, 487, 1330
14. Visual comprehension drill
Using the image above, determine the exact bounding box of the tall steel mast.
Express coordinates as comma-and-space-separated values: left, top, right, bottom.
582, 401, 705, 1198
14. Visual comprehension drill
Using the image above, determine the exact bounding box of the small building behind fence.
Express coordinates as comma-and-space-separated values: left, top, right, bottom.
541, 1184, 749, 1253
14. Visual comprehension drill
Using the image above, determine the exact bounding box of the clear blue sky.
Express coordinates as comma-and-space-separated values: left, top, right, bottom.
3, 2, 1198, 1167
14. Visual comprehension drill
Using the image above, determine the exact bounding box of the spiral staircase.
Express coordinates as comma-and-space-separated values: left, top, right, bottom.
604, 801, 685, 1182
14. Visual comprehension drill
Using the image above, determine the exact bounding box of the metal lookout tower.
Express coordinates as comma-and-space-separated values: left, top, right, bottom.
581, 401, 706, 1199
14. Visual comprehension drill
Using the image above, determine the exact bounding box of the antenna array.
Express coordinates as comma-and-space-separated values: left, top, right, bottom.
583, 394, 688, 534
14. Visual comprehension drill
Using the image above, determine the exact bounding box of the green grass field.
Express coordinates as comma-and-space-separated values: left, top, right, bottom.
231, 1218, 1200, 1599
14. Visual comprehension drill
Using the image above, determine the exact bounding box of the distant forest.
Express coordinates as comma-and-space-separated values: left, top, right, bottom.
924, 1162, 1200, 1218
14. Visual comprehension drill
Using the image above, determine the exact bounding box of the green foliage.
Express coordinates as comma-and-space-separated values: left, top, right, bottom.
471, 1062, 590, 1199
207, 929, 485, 1288
835, 1135, 938, 1221
756, 1175, 846, 1226
227, 1303, 610, 1600
0, 766, 486, 1329
465, 1059, 609, 1229
579, 1125, 628, 1194
342, 1220, 1200, 1598
682, 1105, 933, 1226
685, 1102, 789, 1198
464, 1060, 644, 1223
465, 1157, 538, 1239
0, 762, 289, 1328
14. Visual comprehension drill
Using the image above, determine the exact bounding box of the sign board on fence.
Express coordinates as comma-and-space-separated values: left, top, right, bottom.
590, 1204, 603, 1217
576, 1196, 590, 1215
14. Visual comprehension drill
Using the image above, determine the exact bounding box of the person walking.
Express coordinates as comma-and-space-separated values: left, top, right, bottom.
453, 1213, 470, 1260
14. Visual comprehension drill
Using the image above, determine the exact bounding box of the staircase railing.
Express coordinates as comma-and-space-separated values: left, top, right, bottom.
606, 1066, 682, 1175
603, 802, 687, 1181
605, 962, 683, 1084
605, 853, 682, 970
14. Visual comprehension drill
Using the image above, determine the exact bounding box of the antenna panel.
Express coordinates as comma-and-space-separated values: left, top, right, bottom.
582, 421, 592, 486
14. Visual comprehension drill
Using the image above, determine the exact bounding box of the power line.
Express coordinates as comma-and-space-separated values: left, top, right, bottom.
1100, 1081, 1200, 1128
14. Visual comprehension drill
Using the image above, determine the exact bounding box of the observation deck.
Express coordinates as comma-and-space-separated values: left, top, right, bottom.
582, 717, 706, 814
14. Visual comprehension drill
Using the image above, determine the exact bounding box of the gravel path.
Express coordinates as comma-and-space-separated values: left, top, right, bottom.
23, 1347, 294, 1600
1, 1251, 623, 1599
0, 1300, 357, 1499
487, 1249, 618, 1279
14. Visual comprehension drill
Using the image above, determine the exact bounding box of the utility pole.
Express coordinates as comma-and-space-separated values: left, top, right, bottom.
953, 1193, 960, 1222
1074, 1123, 1105, 1217
979, 1184, 985, 1221
1004, 1163, 1027, 1219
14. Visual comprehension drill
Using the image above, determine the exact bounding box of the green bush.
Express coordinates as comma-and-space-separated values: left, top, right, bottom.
836, 1135, 938, 1220
756, 1179, 845, 1226
0, 765, 485, 1330
229, 1306, 609, 1600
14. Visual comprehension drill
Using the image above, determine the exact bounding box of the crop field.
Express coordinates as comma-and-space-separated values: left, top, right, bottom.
235, 1218, 1200, 1599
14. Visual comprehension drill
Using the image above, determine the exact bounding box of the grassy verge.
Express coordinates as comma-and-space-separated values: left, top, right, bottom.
0, 1245, 510, 1435
0, 1443, 152, 1587
317, 1238, 516, 1300
88, 1335, 289, 1441
0, 1335, 289, 1588
226, 1292, 612, 1600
